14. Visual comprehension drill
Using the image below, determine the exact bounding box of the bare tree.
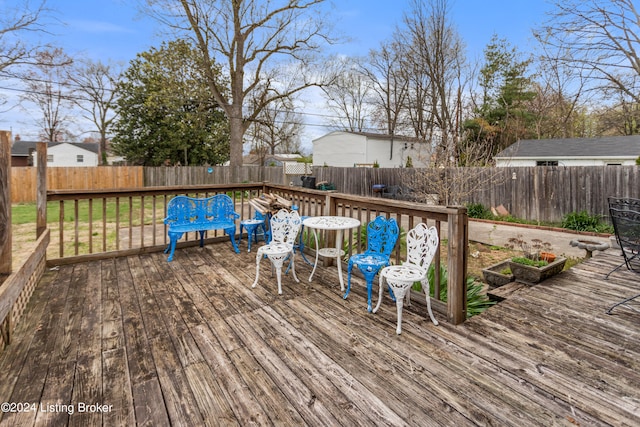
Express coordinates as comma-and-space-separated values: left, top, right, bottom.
0, 0, 48, 74
398, 0, 466, 165
68, 59, 121, 164
247, 93, 303, 163
362, 40, 410, 160
0, 0, 51, 116
20, 48, 74, 142
536, 0, 640, 105
145, 0, 336, 167
320, 56, 374, 132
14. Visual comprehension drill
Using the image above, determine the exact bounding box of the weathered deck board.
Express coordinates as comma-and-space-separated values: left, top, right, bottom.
0, 245, 639, 426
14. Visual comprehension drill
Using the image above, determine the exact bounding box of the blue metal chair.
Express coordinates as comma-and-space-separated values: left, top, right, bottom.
344, 216, 400, 312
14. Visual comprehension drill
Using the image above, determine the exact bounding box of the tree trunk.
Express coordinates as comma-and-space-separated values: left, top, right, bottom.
229, 114, 244, 167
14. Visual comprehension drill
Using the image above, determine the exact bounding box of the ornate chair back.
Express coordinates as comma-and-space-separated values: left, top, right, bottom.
269, 209, 302, 246
345, 216, 400, 312
406, 223, 439, 271
363, 216, 400, 258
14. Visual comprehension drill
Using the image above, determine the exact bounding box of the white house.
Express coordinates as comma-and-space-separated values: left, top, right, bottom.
33, 142, 100, 167
494, 136, 640, 167
311, 131, 431, 168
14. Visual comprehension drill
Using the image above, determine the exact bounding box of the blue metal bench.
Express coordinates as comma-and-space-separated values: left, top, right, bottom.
163, 194, 240, 261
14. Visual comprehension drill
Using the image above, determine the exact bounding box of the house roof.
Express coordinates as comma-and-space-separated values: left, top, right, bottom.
49, 142, 100, 154
242, 153, 303, 166
11, 140, 38, 157
495, 135, 640, 159
12, 141, 100, 156
313, 130, 426, 144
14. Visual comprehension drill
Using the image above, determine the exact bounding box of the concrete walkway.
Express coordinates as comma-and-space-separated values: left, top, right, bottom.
468, 219, 614, 259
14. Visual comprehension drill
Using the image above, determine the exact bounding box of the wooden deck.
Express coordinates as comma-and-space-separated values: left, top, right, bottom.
0, 242, 638, 426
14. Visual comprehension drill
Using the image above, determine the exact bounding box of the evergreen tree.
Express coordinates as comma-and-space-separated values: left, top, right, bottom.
464, 35, 537, 161
111, 40, 229, 166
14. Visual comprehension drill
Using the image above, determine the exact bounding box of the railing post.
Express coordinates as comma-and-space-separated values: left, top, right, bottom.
0, 131, 11, 275
447, 206, 468, 324
36, 142, 47, 237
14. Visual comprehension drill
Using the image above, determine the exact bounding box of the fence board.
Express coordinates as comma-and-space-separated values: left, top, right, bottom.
10, 167, 144, 203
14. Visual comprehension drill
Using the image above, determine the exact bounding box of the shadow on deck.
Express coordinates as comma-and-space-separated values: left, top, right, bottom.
0, 241, 638, 426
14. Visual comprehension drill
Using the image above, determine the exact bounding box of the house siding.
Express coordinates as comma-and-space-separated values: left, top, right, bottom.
312, 131, 430, 168
33, 143, 99, 167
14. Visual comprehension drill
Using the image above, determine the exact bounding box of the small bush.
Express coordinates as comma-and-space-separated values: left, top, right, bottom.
411, 264, 495, 318
466, 203, 494, 219
561, 210, 613, 233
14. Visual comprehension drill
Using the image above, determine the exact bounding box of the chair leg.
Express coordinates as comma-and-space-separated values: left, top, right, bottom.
373, 276, 385, 314
343, 260, 354, 299
251, 252, 261, 288
604, 260, 627, 279
361, 268, 381, 312
267, 253, 289, 295
275, 265, 283, 295
383, 281, 410, 334
606, 292, 640, 314
289, 252, 299, 283
166, 232, 182, 262
224, 227, 240, 254
395, 294, 405, 335
422, 280, 439, 325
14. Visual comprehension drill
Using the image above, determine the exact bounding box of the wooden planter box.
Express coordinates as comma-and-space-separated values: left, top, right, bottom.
482, 260, 515, 288
508, 257, 567, 286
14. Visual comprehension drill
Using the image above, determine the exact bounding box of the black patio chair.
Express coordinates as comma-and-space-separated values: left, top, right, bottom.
605, 197, 640, 279
608, 196, 640, 212
605, 206, 640, 314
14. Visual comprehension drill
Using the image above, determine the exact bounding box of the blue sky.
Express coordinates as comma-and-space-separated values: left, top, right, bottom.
4, 0, 553, 143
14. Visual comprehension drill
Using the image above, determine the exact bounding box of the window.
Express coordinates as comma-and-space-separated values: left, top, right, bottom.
536, 160, 558, 166
77, 154, 84, 163
47, 154, 53, 162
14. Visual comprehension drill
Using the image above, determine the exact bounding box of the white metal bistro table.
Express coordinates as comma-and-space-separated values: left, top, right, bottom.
303, 216, 361, 291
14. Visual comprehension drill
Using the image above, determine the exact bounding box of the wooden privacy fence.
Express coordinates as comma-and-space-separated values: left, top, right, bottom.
313, 165, 640, 223
143, 165, 288, 187
10, 166, 144, 203
11, 164, 640, 222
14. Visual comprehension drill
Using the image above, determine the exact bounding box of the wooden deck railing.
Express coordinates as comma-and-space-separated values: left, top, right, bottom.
44, 183, 468, 324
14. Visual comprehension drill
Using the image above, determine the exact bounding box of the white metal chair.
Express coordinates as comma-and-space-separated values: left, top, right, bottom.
251, 209, 302, 295
374, 223, 439, 334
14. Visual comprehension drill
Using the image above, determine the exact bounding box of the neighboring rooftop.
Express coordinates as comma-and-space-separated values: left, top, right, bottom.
495, 135, 640, 159
11, 140, 100, 155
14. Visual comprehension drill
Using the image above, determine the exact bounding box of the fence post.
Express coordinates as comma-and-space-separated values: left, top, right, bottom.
447, 206, 468, 324
0, 131, 11, 275
36, 142, 47, 237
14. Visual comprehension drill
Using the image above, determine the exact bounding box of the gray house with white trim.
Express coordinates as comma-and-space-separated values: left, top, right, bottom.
494, 135, 640, 167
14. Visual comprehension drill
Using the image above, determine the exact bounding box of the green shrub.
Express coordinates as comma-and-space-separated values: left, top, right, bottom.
561, 210, 613, 233
466, 203, 493, 219
410, 264, 495, 318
